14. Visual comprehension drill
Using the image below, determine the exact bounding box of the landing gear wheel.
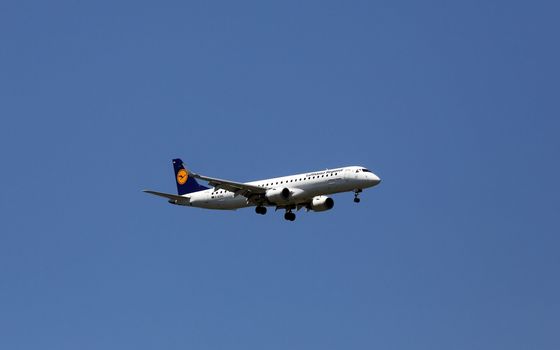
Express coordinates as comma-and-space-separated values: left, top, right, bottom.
255, 206, 267, 215
284, 212, 296, 221
354, 189, 362, 203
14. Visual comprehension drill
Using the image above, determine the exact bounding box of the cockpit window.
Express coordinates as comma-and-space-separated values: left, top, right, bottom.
361, 168, 372, 173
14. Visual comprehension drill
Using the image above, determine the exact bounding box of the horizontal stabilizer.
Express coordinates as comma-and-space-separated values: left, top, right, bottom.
143, 190, 190, 204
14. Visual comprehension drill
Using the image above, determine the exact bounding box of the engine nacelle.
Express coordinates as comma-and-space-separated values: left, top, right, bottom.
309, 195, 334, 212
265, 187, 291, 203
265, 187, 304, 204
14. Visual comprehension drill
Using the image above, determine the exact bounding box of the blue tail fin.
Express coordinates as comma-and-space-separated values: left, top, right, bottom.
172, 159, 209, 195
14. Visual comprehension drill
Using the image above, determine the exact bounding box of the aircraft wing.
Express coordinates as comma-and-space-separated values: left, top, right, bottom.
143, 190, 190, 204
191, 172, 266, 198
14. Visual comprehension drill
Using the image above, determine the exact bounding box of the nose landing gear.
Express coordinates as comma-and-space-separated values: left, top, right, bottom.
353, 189, 362, 203
255, 206, 267, 215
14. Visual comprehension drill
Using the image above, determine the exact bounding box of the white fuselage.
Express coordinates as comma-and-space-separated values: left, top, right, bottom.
184, 166, 380, 210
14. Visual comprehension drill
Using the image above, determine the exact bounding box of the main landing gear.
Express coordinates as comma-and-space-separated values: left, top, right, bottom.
284, 211, 296, 221
354, 189, 362, 203
256, 205, 295, 221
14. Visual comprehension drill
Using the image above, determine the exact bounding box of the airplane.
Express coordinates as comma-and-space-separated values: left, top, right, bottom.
143, 158, 381, 221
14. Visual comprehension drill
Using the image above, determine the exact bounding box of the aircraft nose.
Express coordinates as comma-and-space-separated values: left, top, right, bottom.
370, 173, 381, 186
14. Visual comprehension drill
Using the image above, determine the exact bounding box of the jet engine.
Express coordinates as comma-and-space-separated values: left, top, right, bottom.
265, 188, 290, 202
265, 187, 304, 203
309, 195, 334, 212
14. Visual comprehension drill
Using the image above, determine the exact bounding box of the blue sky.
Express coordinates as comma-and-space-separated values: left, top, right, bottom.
1, 1, 559, 349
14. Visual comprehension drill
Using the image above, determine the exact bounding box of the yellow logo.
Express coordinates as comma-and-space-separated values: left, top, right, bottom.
177, 169, 188, 185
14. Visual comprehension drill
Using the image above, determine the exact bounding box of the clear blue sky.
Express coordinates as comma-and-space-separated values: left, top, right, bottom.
1, 1, 559, 349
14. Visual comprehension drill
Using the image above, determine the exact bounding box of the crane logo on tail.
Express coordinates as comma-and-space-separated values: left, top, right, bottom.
176, 169, 188, 185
